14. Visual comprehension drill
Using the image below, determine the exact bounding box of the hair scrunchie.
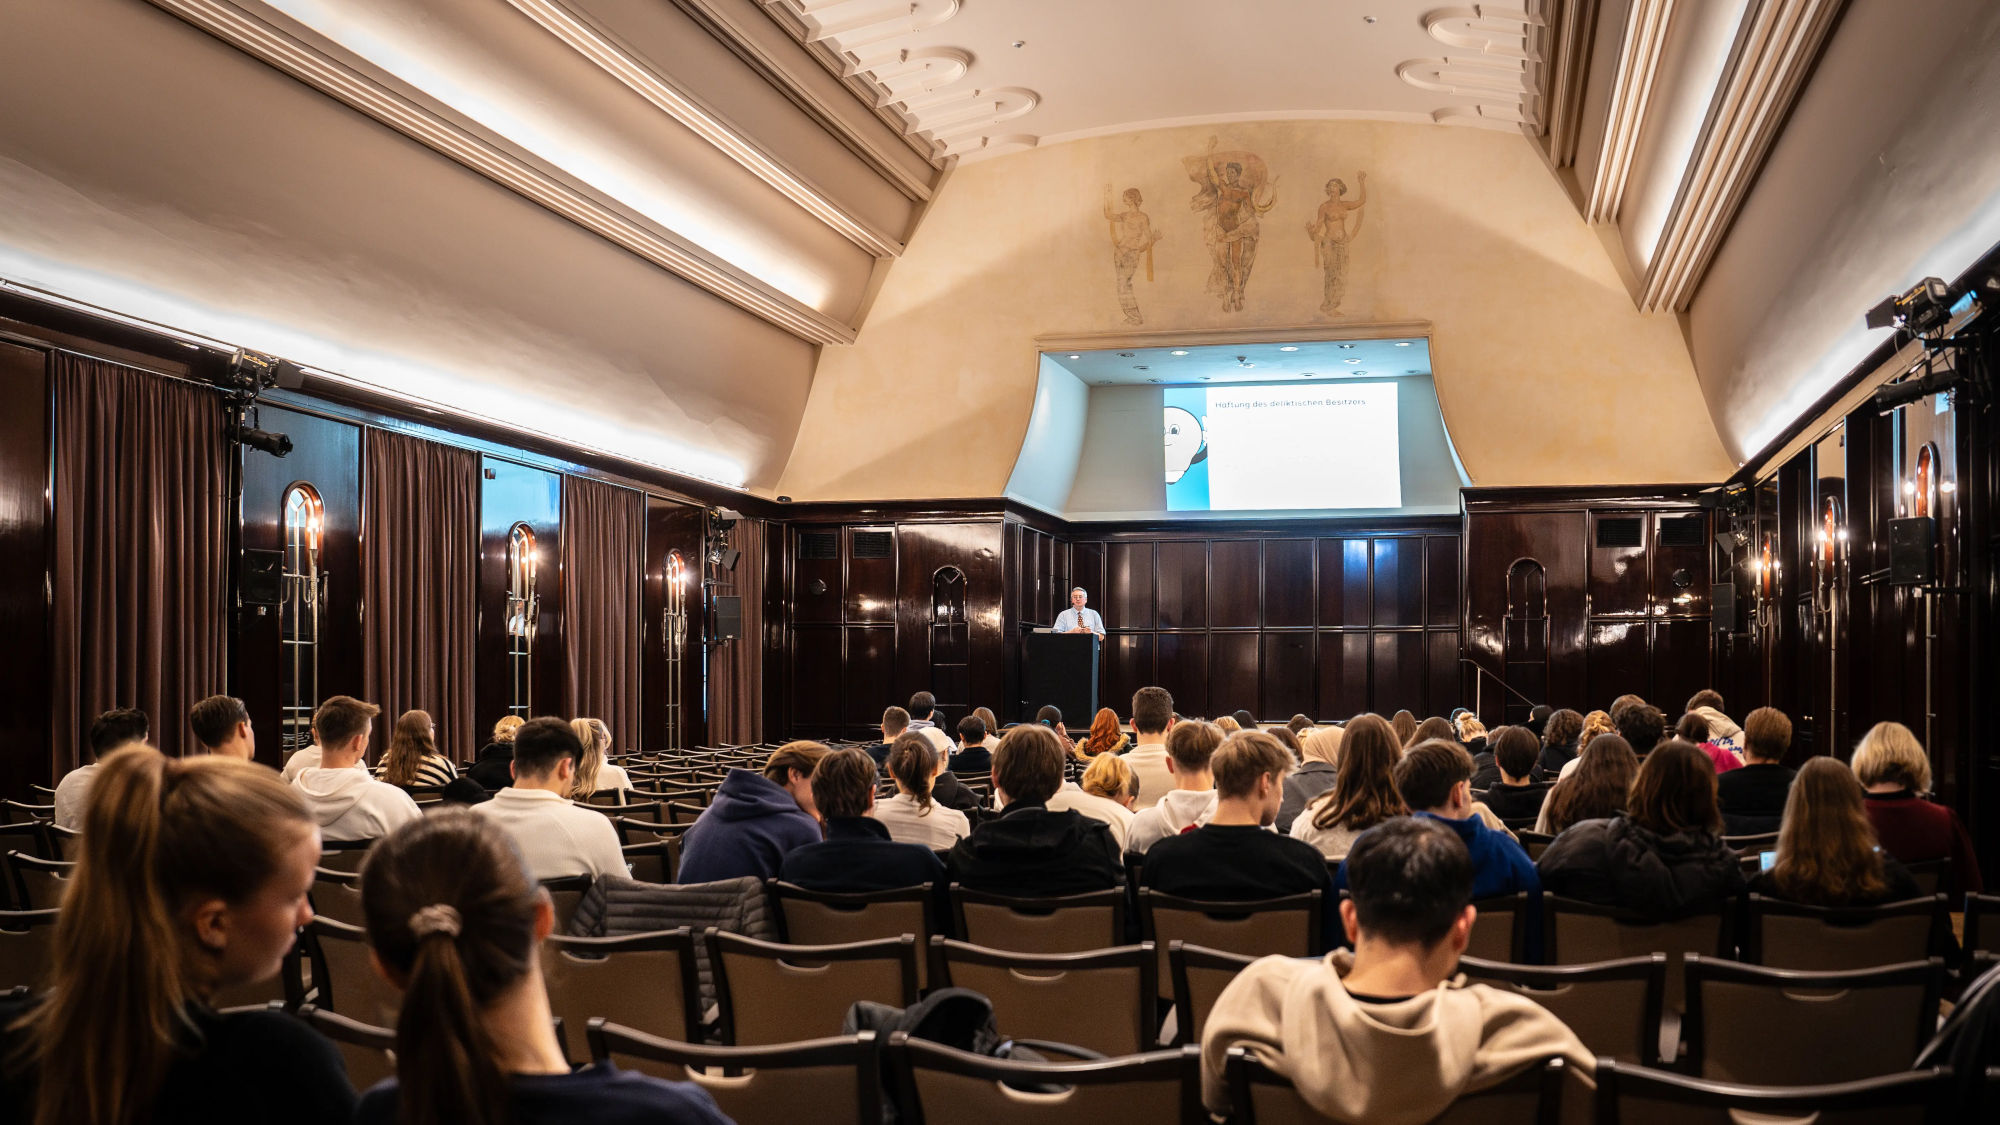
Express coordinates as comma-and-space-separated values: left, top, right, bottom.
408, 903, 463, 940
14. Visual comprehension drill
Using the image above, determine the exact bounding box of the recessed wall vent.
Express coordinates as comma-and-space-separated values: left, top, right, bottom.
1595, 517, 1644, 548
798, 531, 837, 560
852, 531, 894, 559
1657, 516, 1706, 548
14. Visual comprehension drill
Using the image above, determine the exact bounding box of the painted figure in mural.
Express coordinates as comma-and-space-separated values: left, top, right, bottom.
1103, 185, 1163, 325
1184, 137, 1277, 312
1308, 173, 1368, 314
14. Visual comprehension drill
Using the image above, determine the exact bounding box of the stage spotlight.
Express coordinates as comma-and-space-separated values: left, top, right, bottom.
239, 427, 293, 457
1865, 277, 1952, 337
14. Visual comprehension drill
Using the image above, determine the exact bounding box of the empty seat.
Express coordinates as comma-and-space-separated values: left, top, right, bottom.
1168, 942, 1255, 1048
1542, 896, 1728, 1016
0, 908, 59, 991
541, 930, 701, 1065
706, 930, 919, 1046
1682, 955, 1943, 1084
1903, 858, 1952, 897
539, 875, 592, 932
1225, 1047, 1565, 1125
1138, 890, 1322, 993
318, 839, 376, 874
1458, 954, 1667, 1066
295, 1003, 396, 1091
888, 1032, 1203, 1125
1463, 892, 1528, 963
6, 851, 71, 911
951, 885, 1126, 954
930, 938, 1156, 1056
1965, 893, 2000, 958
588, 1021, 881, 1124
310, 867, 366, 927
304, 917, 404, 1027
1742, 894, 1947, 971
1592, 1059, 1952, 1124
770, 881, 937, 987
621, 839, 679, 884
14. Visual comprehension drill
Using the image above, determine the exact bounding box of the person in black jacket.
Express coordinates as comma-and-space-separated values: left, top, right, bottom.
947, 725, 1121, 897
1478, 726, 1552, 823
949, 714, 996, 774
465, 715, 525, 792
1536, 709, 1584, 776
1718, 706, 1797, 836
861, 707, 909, 773
779, 747, 947, 895
1536, 740, 1746, 920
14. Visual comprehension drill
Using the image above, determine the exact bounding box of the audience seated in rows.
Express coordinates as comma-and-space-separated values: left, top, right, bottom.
1534, 734, 1637, 834
294, 696, 420, 843
567, 718, 630, 799
1122, 686, 1177, 809
1287, 713, 1316, 740
1677, 711, 1743, 774
1456, 715, 1489, 761
1127, 720, 1224, 853
1565, 711, 1617, 774
188, 695, 255, 759
53, 707, 150, 829
780, 747, 946, 894
1749, 756, 1920, 907
1034, 705, 1074, 749
379, 709, 459, 790
873, 733, 972, 848
281, 703, 373, 786
356, 811, 728, 1125
464, 714, 525, 793
1389, 709, 1418, 745
1276, 724, 1341, 834
1339, 739, 1538, 901
1536, 740, 1746, 920
1292, 714, 1406, 860
945, 724, 1121, 896
677, 742, 827, 884
1201, 818, 1593, 1122
1267, 726, 1304, 765
1853, 720, 1984, 894
1078, 706, 1130, 758
947, 714, 993, 774
865, 707, 910, 772
1047, 752, 1139, 849
1717, 706, 1797, 835
1686, 689, 1744, 754
1477, 726, 1552, 824
1612, 699, 1666, 757
1536, 708, 1583, 775
471, 718, 625, 882
1407, 715, 1455, 747
903, 692, 955, 758
1, 746, 355, 1123
1142, 731, 1332, 917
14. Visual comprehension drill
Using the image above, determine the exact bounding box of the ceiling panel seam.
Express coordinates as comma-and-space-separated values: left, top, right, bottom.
1585, 0, 1676, 223
143, 0, 858, 346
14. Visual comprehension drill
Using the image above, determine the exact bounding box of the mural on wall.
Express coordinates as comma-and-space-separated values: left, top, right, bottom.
1102, 184, 1164, 325
1307, 173, 1368, 315
1184, 137, 1277, 312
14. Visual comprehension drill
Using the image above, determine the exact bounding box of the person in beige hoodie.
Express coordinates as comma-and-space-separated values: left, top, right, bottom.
1201, 817, 1593, 1123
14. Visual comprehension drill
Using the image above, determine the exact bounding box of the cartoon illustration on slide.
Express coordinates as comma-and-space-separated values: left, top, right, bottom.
1164, 404, 1207, 484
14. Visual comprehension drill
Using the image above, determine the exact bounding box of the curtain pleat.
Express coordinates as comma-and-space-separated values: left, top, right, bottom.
50, 354, 229, 766
709, 518, 765, 744
362, 429, 478, 760
560, 475, 643, 749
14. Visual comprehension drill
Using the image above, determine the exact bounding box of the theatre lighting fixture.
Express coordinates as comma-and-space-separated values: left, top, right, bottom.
1872, 358, 1963, 415
1865, 277, 1952, 337
239, 427, 293, 457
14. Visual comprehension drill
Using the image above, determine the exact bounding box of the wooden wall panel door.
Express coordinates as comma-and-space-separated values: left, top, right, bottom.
1156, 540, 1208, 629
1427, 631, 1462, 717
1426, 536, 1461, 628
1260, 632, 1314, 719
1589, 512, 1651, 617
843, 625, 896, 730
844, 526, 897, 624
1373, 538, 1423, 627
1586, 621, 1649, 711
1320, 538, 1371, 627
1209, 632, 1260, 718
1318, 632, 1370, 721
790, 626, 843, 730
1371, 632, 1425, 714
1652, 513, 1712, 615
1102, 632, 1154, 718
1463, 508, 1589, 721
239, 406, 362, 768
791, 527, 842, 624
478, 458, 561, 733
1265, 538, 1315, 627
1156, 632, 1209, 719
894, 521, 1004, 729
1106, 541, 1155, 629
0, 343, 48, 793
1209, 540, 1261, 628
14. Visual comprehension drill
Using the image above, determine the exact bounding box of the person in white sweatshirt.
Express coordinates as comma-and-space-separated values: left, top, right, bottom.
1126, 719, 1223, 853
1123, 686, 1178, 810
473, 717, 628, 882
290, 695, 420, 842
1201, 817, 1593, 1122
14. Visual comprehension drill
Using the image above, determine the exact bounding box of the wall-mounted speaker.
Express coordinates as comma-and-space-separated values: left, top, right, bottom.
712, 595, 742, 642
1888, 517, 1936, 585
1711, 582, 1736, 634
240, 549, 283, 606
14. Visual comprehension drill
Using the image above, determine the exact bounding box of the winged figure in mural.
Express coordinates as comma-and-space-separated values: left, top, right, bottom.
1184, 136, 1278, 313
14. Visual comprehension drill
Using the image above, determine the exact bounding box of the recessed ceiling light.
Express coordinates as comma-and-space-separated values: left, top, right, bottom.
1344, 358, 1362, 364
1096, 380, 1112, 385
1301, 372, 1315, 377
1134, 365, 1149, 370
1338, 343, 1357, 349
1354, 370, 1368, 375
1118, 352, 1135, 358
1406, 369, 1420, 374
1394, 341, 1412, 347
1068, 354, 1081, 359
1171, 349, 1189, 356
1201, 376, 1212, 381
1011, 39, 1025, 47
1279, 345, 1299, 352
1363, 15, 1377, 23
1147, 378, 1162, 384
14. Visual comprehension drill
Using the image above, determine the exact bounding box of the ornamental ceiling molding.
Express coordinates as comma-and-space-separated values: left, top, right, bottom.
1583, 0, 1675, 223
143, 0, 856, 346
1638, 0, 1846, 312
760, 0, 1042, 158
505, 0, 906, 258
1395, 5, 1551, 131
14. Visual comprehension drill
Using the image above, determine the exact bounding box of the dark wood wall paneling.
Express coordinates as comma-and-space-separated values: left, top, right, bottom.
237, 406, 362, 768
0, 343, 49, 795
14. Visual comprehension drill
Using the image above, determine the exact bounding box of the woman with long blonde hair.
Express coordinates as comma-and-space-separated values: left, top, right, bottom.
566, 718, 631, 800
1, 747, 352, 1125
380, 709, 458, 789
1753, 757, 1918, 907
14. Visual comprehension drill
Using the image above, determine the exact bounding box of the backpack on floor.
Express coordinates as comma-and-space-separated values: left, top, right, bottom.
845, 988, 1100, 1123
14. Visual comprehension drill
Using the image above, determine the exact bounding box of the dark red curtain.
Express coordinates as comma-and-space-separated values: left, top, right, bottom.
561, 475, 644, 748
708, 518, 765, 744
50, 354, 229, 766
362, 429, 478, 758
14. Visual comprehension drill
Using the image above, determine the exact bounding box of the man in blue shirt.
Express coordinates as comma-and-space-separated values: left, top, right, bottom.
1052, 587, 1106, 636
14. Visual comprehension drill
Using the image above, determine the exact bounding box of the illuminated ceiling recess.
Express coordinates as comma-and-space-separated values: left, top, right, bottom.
761, 0, 1042, 159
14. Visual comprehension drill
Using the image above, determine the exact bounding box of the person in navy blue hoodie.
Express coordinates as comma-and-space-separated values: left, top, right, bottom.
677, 742, 828, 883
779, 748, 948, 916
1337, 738, 1540, 901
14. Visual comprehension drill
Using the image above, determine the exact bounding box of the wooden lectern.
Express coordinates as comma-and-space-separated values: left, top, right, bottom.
1022, 631, 1100, 725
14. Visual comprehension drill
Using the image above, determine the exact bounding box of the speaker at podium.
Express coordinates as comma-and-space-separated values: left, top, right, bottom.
1022, 631, 1099, 726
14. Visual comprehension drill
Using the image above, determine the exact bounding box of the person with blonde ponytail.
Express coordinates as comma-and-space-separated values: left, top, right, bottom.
1, 746, 352, 1125
566, 718, 631, 800
356, 811, 729, 1125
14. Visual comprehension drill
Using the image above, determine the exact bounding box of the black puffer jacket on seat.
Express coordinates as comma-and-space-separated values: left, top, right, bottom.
1535, 815, 1746, 920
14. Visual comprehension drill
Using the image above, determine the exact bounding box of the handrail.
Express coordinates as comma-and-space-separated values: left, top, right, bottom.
1458, 657, 1539, 712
